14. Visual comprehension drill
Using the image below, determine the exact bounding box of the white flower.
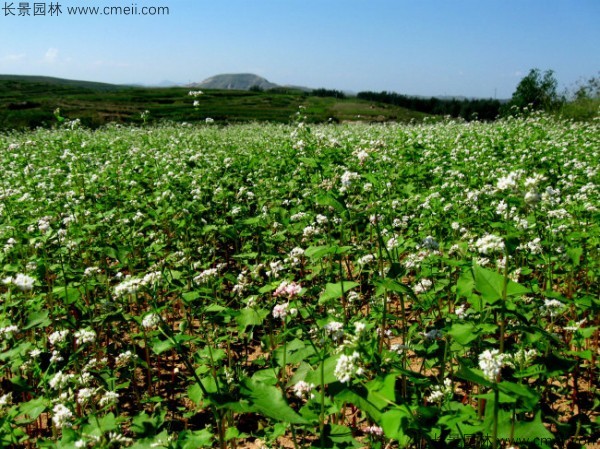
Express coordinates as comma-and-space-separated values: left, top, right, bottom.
315, 214, 328, 225
504, 348, 537, 369
334, 351, 361, 384
48, 330, 69, 346
539, 298, 564, 317
292, 380, 315, 399
193, 268, 219, 284
340, 170, 360, 189
364, 425, 383, 436
496, 172, 518, 191
84, 266, 101, 277
0, 392, 12, 408
354, 322, 366, 334
52, 403, 73, 429
475, 234, 505, 255
49, 371, 74, 390
74, 329, 96, 345
114, 276, 142, 297
324, 321, 344, 342
99, 391, 119, 407
524, 191, 541, 205
5, 273, 36, 291
427, 378, 453, 404
272, 302, 289, 320
414, 278, 433, 295
386, 236, 400, 250
115, 350, 136, 367
421, 235, 439, 251
455, 304, 468, 319
142, 313, 161, 329
478, 349, 505, 382
358, 254, 375, 266
273, 280, 302, 298
0, 325, 19, 337
77, 387, 95, 405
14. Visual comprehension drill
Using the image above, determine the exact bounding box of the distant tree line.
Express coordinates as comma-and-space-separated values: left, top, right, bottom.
310, 88, 347, 99
356, 91, 502, 121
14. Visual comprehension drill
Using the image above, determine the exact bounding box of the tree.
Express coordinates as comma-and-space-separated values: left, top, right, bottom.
510, 69, 564, 111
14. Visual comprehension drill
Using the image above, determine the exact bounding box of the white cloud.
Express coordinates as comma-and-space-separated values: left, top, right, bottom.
0, 53, 26, 63
43, 48, 59, 63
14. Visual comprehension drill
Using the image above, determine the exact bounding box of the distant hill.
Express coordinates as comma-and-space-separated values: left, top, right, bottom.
0, 74, 123, 91
188, 73, 279, 91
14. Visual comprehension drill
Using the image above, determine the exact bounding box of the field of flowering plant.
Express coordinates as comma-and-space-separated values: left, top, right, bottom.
0, 113, 598, 449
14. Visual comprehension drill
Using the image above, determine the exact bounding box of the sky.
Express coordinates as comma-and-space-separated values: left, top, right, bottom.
0, 0, 598, 98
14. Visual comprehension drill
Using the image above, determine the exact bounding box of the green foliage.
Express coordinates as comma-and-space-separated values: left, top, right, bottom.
0, 116, 597, 448
508, 68, 564, 112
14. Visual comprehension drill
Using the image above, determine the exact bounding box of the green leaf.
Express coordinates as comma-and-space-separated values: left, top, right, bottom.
448, 322, 480, 346
99, 413, 118, 432
331, 384, 385, 421
22, 310, 51, 330
17, 397, 46, 421
471, 265, 529, 304
456, 364, 493, 388
236, 307, 269, 332
179, 428, 214, 449
319, 281, 360, 304
274, 338, 315, 366
567, 247, 583, 267
305, 355, 341, 386
151, 338, 176, 355
498, 381, 539, 410
240, 378, 307, 424
181, 291, 200, 303
374, 278, 417, 301
316, 193, 346, 214
380, 408, 412, 446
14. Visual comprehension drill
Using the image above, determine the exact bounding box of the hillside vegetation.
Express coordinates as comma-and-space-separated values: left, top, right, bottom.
0, 76, 429, 130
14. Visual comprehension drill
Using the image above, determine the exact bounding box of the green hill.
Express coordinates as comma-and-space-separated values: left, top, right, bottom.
0, 75, 431, 130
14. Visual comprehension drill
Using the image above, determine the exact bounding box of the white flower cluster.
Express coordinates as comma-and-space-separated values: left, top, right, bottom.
414, 278, 433, 295
273, 280, 302, 298
427, 378, 453, 404
74, 328, 97, 345
474, 234, 505, 255
115, 350, 136, 367
292, 380, 315, 399
48, 329, 70, 346
0, 392, 12, 409
478, 349, 506, 382
114, 271, 162, 297
99, 390, 119, 407
0, 324, 19, 338
324, 321, 344, 342
52, 403, 73, 429
334, 351, 363, 383
49, 371, 75, 390
364, 425, 384, 436
2, 273, 35, 291
340, 170, 360, 192
504, 348, 537, 370
539, 298, 565, 317
496, 172, 519, 191
142, 313, 161, 329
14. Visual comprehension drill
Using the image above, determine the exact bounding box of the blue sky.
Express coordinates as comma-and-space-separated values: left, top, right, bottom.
1, 0, 598, 98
